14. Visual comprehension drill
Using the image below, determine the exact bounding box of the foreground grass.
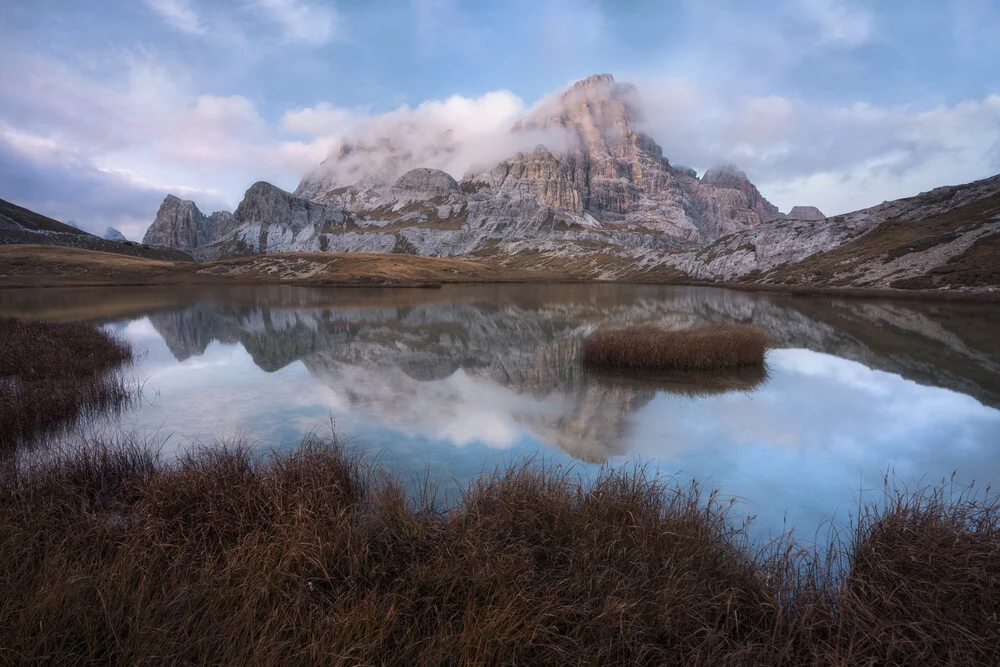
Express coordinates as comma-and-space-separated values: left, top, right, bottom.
0, 318, 133, 450
583, 323, 771, 371
1, 437, 997, 665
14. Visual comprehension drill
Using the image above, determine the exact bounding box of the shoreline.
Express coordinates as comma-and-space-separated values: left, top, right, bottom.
1, 243, 998, 302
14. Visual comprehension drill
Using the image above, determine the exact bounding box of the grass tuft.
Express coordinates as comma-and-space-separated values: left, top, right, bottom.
1, 437, 997, 665
0, 317, 134, 451
582, 323, 771, 371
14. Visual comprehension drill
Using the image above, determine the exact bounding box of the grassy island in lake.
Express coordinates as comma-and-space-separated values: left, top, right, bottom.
582, 323, 771, 371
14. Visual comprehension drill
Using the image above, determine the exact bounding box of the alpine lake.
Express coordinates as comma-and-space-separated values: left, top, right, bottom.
4, 283, 998, 541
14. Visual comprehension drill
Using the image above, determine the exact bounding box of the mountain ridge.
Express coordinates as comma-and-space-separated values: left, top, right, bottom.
134, 73, 999, 293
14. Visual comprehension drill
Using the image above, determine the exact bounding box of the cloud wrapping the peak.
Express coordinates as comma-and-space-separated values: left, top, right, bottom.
289, 90, 578, 188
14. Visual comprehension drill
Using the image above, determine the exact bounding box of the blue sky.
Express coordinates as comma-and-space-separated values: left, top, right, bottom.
2, 0, 999, 239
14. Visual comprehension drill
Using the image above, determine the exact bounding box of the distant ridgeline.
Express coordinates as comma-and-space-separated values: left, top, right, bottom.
0, 198, 192, 262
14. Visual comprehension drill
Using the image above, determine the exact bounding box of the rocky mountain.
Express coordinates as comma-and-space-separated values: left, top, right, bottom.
649, 173, 1000, 290
143, 195, 237, 250
152, 74, 805, 261
103, 227, 127, 241
140, 73, 998, 292
786, 206, 825, 221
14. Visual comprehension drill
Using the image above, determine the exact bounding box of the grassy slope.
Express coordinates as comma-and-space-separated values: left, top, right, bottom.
0, 245, 554, 288
0, 198, 92, 235
751, 192, 1000, 289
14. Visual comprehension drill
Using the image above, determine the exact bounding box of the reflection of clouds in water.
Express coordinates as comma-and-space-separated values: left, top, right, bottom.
119, 321, 557, 453
625, 348, 1000, 538
120, 338, 344, 454
771, 348, 894, 397
111, 308, 1000, 541
307, 365, 566, 449
121, 318, 160, 341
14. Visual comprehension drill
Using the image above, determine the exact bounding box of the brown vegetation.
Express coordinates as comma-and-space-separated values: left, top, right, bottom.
0, 318, 134, 450
583, 324, 770, 371
586, 363, 769, 396
1, 437, 996, 665
0, 245, 553, 288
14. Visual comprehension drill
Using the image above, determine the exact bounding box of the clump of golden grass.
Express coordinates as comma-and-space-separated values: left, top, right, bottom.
1, 437, 996, 665
0, 317, 134, 450
582, 323, 771, 371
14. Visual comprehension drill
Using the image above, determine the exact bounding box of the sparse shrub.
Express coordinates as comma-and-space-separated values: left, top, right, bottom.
582, 323, 770, 371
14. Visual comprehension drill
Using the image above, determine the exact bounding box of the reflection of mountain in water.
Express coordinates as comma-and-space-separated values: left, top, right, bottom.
139, 285, 1000, 463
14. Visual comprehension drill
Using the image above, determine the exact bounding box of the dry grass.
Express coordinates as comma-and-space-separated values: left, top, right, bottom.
1, 437, 996, 665
0, 318, 134, 450
583, 324, 771, 371
0, 245, 554, 288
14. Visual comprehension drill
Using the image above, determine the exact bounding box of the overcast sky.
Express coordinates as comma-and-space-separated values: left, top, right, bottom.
2, 0, 998, 239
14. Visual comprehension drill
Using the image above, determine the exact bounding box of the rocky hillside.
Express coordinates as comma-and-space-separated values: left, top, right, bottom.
151, 74, 816, 262
143, 195, 236, 250
0, 198, 193, 262
643, 173, 1000, 291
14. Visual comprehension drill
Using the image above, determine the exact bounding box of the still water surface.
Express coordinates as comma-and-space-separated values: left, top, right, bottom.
3, 283, 998, 539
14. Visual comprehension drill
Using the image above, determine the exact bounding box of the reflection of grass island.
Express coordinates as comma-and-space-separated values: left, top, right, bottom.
582, 323, 771, 371
0, 318, 133, 450
586, 363, 769, 396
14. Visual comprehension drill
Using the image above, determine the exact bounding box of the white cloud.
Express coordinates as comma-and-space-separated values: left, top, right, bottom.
286, 89, 579, 187
249, 0, 340, 45
632, 75, 1000, 214
144, 0, 206, 35
800, 0, 874, 45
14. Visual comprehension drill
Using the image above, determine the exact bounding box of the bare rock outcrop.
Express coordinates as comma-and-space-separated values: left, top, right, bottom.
143, 195, 234, 250
195, 181, 348, 259
102, 227, 127, 241
786, 206, 826, 221
702, 165, 782, 222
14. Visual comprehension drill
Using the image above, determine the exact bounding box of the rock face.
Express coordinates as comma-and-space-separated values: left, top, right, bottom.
102, 227, 127, 241
143, 195, 234, 250
702, 165, 782, 222
786, 206, 825, 221
194, 182, 348, 259
654, 173, 1000, 287
394, 168, 460, 194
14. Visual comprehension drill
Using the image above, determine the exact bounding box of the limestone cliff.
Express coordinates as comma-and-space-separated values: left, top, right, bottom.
143, 195, 234, 250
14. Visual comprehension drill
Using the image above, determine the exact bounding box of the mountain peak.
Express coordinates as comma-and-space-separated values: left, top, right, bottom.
572, 73, 616, 88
